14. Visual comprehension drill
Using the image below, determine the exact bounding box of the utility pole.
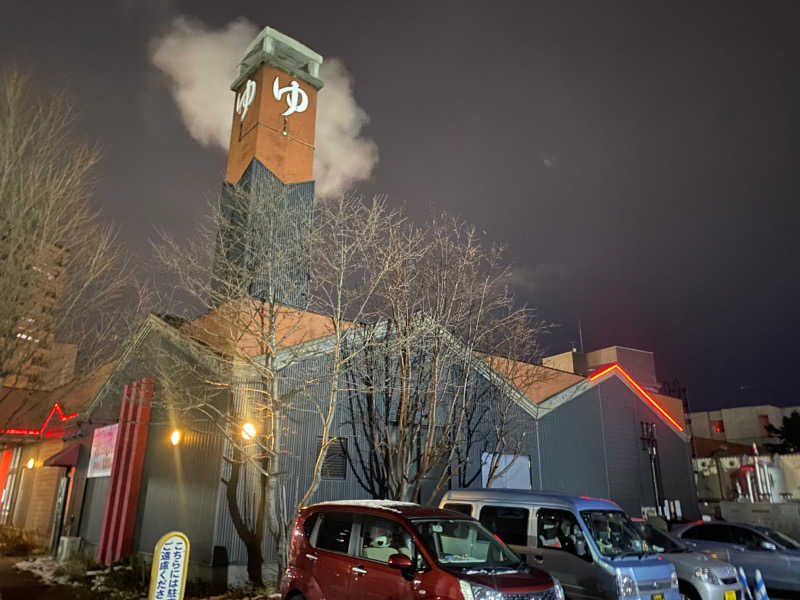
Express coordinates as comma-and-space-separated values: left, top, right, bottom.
641, 421, 663, 515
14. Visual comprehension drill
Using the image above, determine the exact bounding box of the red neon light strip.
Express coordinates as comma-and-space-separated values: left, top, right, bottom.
589, 363, 684, 432
0, 402, 79, 437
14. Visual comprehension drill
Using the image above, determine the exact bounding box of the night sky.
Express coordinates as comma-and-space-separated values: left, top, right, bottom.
1, 1, 797, 411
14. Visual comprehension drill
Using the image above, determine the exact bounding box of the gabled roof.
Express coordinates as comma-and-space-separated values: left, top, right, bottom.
488, 358, 687, 437
587, 363, 685, 432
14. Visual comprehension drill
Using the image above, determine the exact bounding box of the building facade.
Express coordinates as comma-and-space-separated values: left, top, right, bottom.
689, 404, 800, 447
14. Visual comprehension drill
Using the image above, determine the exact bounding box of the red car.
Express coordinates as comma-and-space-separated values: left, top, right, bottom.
281, 500, 564, 600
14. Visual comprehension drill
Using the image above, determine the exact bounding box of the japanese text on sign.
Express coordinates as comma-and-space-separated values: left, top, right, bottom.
148, 532, 190, 600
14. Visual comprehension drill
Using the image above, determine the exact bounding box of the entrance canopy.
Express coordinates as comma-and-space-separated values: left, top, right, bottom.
44, 444, 81, 468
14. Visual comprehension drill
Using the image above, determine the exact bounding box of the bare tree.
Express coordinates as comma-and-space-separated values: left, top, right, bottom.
343, 214, 547, 502
153, 184, 398, 585
0, 68, 146, 394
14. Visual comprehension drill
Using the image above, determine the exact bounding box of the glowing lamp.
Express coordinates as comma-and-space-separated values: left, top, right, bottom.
242, 422, 257, 440
26, 458, 35, 469
170, 429, 181, 446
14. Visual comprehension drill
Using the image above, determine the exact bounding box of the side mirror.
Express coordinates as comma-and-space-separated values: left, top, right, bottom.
760, 541, 777, 552
388, 553, 413, 569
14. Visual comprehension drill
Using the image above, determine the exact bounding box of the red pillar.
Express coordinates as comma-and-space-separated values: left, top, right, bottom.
97, 378, 153, 565
114, 377, 152, 560
97, 384, 133, 564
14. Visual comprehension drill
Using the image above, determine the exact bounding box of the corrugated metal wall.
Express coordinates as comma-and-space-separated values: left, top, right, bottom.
216, 160, 313, 310
599, 377, 652, 514
134, 419, 223, 565
213, 353, 374, 564
539, 387, 610, 498
79, 476, 109, 544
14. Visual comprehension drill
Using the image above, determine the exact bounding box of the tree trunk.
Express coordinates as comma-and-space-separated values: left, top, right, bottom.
245, 538, 264, 587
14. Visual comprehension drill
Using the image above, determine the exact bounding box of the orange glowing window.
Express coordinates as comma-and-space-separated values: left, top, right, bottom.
758, 414, 770, 435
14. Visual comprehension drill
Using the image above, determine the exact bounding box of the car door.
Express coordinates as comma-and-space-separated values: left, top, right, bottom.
308, 511, 361, 600
725, 525, 790, 587
533, 508, 600, 600
347, 514, 429, 600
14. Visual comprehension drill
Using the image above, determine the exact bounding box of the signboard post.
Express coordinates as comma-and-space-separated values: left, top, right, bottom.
148, 531, 190, 600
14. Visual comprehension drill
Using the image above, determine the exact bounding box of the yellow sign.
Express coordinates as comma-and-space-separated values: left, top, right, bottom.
148, 531, 190, 600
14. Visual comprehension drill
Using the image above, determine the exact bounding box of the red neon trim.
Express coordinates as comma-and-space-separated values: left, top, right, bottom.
0, 402, 79, 437
588, 364, 618, 381
588, 363, 684, 432
1, 428, 39, 436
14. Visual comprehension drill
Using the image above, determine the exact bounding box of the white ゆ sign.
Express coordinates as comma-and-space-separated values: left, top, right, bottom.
234, 75, 310, 122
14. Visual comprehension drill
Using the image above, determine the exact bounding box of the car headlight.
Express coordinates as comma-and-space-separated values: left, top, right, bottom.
616, 573, 637, 598
671, 570, 679, 590
458, 579, 503, 600
552, 577, 566, 600
693, 568, 720, 585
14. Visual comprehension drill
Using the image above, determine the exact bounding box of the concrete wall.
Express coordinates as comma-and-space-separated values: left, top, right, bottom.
689, 405, 800, 445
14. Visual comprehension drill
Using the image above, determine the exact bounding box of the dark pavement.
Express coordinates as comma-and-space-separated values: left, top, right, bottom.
0, 556, 83, 600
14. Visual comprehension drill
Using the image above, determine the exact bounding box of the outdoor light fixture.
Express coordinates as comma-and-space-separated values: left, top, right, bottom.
170, 429, 181, 446
26, 458, 35, 469
241, 422, 256, 440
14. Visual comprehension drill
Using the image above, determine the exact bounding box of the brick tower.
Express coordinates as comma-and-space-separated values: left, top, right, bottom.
214, 27, 323, 308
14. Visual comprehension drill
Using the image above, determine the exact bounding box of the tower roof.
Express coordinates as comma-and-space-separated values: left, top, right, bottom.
232, 26, 323, 91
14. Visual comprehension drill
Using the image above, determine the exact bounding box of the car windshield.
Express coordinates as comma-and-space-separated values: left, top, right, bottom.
580, 510, 647, 558
633, 522, 687, 553
413, 518, 521, 571
758, 527, 800, 550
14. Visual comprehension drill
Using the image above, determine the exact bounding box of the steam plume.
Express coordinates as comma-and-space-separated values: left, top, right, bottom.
150, 17, 378, 198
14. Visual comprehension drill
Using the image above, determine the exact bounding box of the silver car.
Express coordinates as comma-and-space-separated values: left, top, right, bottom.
672, 521, 800, 594
633, 522, 742, 600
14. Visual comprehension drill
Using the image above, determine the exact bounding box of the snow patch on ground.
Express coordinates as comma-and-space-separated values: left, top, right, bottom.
15, 556, 74, 586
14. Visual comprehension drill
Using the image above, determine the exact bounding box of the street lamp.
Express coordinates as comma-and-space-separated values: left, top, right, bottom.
241, 422, 256, 440
170, 429, 181, 446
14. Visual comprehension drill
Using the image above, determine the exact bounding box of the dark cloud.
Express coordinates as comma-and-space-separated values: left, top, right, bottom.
2, 0, 798, 410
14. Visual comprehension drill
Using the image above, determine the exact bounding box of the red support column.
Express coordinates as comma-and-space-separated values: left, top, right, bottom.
114, 377, 152, 560
104, 381, 139, 564
97, 384, 133, 564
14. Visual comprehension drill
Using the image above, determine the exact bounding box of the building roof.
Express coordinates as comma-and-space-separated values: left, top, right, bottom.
0, 361, 114, 443
481, 355, 585, 405
180, 300, 338, 358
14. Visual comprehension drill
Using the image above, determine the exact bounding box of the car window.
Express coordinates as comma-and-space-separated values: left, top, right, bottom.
314, 512, 354, 554
357, 516, 415, 564
443, 503, 473, 517
728, 526, 765, 550
479, 505, 529, 546
682, 524, 730, 543
537, 509, 588, 557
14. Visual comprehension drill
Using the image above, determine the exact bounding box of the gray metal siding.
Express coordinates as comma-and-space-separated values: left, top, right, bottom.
134, 419, 223, 565
78, 476, 109, 544
539, 387, 609, 498
216, 159, 313, 309
598, 377, 648, 515
213, 353, 372, 564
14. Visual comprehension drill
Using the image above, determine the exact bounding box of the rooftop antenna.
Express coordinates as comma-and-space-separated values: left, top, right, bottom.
578, 319, 585, 353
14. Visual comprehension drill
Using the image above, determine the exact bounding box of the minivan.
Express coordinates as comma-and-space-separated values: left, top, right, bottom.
280, 499, 565, 600
439, 489, 680, 600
